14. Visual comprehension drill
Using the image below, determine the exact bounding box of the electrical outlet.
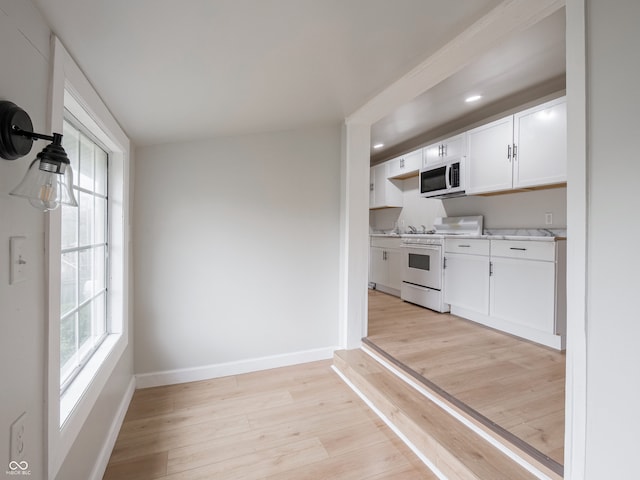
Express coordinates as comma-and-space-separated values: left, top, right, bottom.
545, 213, 553, 225
10, 412, 26, 463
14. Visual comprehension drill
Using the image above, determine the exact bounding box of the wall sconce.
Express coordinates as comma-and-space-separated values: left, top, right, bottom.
0, 100, 77, 211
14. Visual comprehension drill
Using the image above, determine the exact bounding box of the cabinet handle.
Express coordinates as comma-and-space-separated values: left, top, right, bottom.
443, 144, 447, 156
383, 251, 387, 260
507, 144, 511, 160
400, 158, 405, 168
489, 262, 493, 276
513, 144, 517, 160
443, 257, 447, 269
458, 244, 471, 248
370, 183, 374, 191
510, 247, 527, 251
438, 145, 442, 156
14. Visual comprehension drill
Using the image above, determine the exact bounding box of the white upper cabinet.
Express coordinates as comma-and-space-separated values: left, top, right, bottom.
466, 116, 514, 194
513, 97, 567, 188
466, 96, 567, 195
423, 133, 467, 167
369, 163, 403, 209
387, 148, 422, 179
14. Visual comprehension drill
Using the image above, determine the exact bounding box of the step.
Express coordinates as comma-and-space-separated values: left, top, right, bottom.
333, 348, 555, 480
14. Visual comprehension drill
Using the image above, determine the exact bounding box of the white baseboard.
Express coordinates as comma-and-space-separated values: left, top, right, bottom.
135, 346, 339, 389
89, 376, 136, 480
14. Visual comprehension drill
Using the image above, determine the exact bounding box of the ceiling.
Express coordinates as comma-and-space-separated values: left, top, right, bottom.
371, 8, 566, 161
32, 0, 504, 147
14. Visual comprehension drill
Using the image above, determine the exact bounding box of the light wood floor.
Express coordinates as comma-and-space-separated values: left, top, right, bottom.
367, 290, 565, 466
103, 360, 436, 479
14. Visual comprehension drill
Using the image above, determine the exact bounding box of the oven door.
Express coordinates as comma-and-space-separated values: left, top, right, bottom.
402, 244, 442, 290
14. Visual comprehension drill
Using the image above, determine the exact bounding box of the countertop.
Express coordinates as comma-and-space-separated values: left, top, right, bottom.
370, 228, 567, 242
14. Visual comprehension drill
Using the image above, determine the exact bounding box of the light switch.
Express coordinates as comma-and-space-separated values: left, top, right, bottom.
10, 236, 27, 285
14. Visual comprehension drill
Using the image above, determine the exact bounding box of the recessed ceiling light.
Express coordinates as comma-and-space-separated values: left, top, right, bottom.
373, 143, 384, 149
465, 95, 482, 103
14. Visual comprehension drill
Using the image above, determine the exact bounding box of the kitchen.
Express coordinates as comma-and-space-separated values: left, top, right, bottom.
366, 7, 567, 477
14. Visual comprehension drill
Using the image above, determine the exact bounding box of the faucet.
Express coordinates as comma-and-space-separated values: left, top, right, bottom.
421, 225, 427, 233
408, 225, 417, 234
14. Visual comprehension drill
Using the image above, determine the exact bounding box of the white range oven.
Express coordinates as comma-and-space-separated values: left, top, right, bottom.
400, 216, 483, 313
401, 236, 448, 312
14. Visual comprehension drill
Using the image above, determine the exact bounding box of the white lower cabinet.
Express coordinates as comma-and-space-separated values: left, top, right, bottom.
444, 238, 566, 350
370, 237, 402, 296
443, 240, 490, 315
490, 257, 556, 333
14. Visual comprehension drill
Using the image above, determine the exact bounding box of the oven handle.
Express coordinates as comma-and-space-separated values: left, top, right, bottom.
445, 163, 452, 190
401, 244, 441, 251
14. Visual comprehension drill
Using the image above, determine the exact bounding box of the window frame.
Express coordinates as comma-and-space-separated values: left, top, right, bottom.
46, 37, 131, 480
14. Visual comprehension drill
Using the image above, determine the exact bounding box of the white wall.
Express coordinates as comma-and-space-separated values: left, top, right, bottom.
444, 187, 566, 229
583, 1, 640, 477
134, 126, 341, 378
0, 3, 50, 476
0, 3, 134, 479
370, 176, 566, 232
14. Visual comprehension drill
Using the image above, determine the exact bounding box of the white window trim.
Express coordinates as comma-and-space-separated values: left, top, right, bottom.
46, 36, 131, 479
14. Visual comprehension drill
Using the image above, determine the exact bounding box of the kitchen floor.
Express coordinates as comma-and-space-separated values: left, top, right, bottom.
366, 289, 565, 468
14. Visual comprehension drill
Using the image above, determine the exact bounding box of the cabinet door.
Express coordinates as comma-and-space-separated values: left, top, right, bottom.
386, 249, 402, 291
490, 257, 555, 333
370, 163, 402, 208
443, 253, 490, 315
388, 149, 422, 178
369, 167, 375, 208
442, 133, 466, 162
514, 97, 567, 188
466, 115, 514, 194
370, 247, 388, 286
423, 134, 466, 166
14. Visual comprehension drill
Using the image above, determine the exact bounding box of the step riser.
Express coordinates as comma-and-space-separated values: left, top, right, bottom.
335, 354, 481, 480
334, 349, 550, 480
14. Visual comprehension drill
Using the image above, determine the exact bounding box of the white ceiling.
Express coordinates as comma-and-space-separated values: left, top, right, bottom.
32, 0, 503, 147
371, 8, 566, 160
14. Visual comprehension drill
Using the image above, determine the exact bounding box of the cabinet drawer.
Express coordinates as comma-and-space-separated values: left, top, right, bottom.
491, 240, 555, 261
444, 238, 489, 255
371, 237, 402, 249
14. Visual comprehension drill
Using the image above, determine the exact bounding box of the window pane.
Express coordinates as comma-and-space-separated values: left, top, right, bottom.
61, 252, 78, 317
78, 303, 92, 350
93, 293, 106, 338
61, 203, 78, 249
63, 121, 79, 186
79, 134, 94, 190
93, 246, 106, 293
79, 191, 95, 246
94, 196, 107, 244
95, 147, 107, 196
60, 312, 77, 370
60, 113, 109, 390
79, 249, 94, 304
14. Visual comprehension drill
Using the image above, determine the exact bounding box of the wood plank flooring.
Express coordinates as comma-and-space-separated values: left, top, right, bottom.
366, 290, 565, 466
103, 360, 436, 479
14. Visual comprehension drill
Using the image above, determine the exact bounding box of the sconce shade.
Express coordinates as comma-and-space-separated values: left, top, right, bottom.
1, 101, 78, 211
9, 134, 78, 211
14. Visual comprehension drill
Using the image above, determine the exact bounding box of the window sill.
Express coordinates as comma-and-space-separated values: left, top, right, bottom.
60, 332, 124, 427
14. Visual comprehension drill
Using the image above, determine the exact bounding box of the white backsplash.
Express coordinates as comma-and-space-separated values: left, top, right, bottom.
370, 176, 567, 233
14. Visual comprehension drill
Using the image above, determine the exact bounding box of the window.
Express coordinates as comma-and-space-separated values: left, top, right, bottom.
47, 38, 130, 478
59, 118, 109, 391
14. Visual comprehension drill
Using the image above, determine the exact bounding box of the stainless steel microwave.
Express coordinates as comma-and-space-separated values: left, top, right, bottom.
419, 159, 465, 198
